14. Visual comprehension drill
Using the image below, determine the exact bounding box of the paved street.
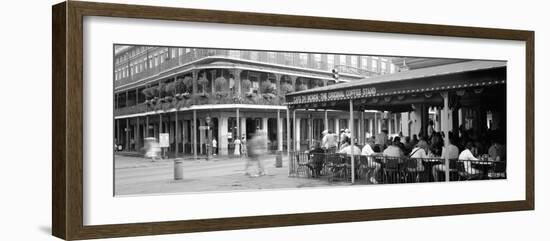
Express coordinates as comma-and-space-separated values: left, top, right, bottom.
115, 154, 347, 196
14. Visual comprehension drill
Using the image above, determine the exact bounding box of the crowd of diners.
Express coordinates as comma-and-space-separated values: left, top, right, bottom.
308, 122, 506, 184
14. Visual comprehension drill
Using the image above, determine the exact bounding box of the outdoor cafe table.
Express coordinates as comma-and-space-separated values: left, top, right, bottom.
422, 158, 443, 182
471, 160, 496, 179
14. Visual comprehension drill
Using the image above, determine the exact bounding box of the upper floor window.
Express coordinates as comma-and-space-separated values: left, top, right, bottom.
339, 55, 347, 66
299, 53, 308, 67
229, 50, 240, 58
371, 58, 378, 71
350, 56, 358, 68
327, 55, 334, 69
284, 52, 293, 65
360, 56, 368, 70
267, 52, 276, 63
250, 51, 259, 61
381, 61, 387, 73
313, 54, 322, 69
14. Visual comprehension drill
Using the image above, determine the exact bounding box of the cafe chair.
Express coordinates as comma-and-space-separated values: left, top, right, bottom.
488, 161, 507, 179
403, 158, 421, 183
382, 157, 402, 184
295, 152, 312, 178
326, 153, 347, 182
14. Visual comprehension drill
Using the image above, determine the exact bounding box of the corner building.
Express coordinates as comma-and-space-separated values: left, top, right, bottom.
113, 46, 397, 156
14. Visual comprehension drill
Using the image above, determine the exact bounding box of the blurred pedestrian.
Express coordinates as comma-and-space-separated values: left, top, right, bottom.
244, 130, 267, 176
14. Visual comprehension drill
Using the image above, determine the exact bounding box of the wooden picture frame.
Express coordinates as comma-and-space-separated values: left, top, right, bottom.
52, 1, 534, 240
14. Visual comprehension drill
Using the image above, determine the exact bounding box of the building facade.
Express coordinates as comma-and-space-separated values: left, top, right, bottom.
113, 46, 397, 156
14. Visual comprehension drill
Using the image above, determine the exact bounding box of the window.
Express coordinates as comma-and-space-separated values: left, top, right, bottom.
178, 48, 184, 56
185, 48, 191, 53
371, 58, 378, 71
250, 51, 259, 61
360, 56, 368, 70
284, 52, 293, 65
350, 56, 358, 68
327, 55, 334, 69
390, 63, 396, 73
267, 52, 276, 63
171, 48, 177, 58
381, 61, 387, 73
154, 55, 159, 66
229, 50, 240, 58
313, 54, 322, 68
299, 53, 308, 67
339, 55, 347, 66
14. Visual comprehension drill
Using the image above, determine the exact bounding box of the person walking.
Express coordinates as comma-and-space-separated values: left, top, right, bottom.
244, 130, 267, 177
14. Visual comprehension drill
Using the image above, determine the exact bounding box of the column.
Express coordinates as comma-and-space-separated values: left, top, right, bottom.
116, 119, 120, 147
286, 108, 291, 155
192, 70, 198, 104
295, 115, 301, 151
308, 115, 313, 148
373, 112, 378, 135
274, 73, 282, 97
360, 111, 365, 145
193, 110, 197, 160
219, 115, 229, 155
324, 110, 328, 132
175, 111, 179, 157
145, 116, 149, 138
236, 108, 240, 138
277, 110, 283, 151
135, 117, 140, 150
182, 118, 188, 154
441, 92, 450, 182
349, 99, 355, 184
234, 69, 242, 97
125, 118, 130, 151
200, 118, 206, 155
210, 70, 217, 94
262, 117, 269, 152
335, 117, 340, 134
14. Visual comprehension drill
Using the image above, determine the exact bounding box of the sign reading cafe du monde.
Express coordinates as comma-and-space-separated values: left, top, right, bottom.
294, 87, 377, 103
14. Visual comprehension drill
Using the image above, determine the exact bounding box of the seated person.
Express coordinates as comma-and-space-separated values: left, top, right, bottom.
408, 140, 429, 172
361, 138, 380, 183
338, 137, 361, 155
383, 139, 404, 159
308, 141, 325, 177
432, 137, 460, 181
488, 139, 506, 162
459, 141, 482, 175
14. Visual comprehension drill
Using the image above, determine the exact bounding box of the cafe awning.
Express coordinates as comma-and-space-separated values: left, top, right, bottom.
285, 60, 506, 112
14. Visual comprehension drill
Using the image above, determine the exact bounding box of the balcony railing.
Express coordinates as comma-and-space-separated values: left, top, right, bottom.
114, 91, 287, 117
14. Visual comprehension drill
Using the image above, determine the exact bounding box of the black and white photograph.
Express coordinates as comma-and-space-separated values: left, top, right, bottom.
113, 46, 507, 196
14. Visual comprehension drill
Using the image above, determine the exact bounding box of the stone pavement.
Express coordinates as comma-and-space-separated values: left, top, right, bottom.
114, 154, 351, 196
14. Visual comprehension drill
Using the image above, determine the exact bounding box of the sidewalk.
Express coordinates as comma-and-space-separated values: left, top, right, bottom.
114, 154, 349, 196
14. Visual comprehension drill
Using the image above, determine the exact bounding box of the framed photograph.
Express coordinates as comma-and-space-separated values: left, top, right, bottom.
52, 1, 534, 240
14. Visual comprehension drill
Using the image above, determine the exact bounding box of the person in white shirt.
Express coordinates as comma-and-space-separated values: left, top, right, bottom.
432, 137, 460, 180
361, 138, 380, 184
338, 138, 361, 155
212, 138, 217, 155
408, 140, 429, 172
459, 142, 482, 175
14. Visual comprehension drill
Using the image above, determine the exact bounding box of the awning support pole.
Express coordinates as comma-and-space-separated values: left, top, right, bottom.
442, 92, 450, 182
349, 99, 355, 184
